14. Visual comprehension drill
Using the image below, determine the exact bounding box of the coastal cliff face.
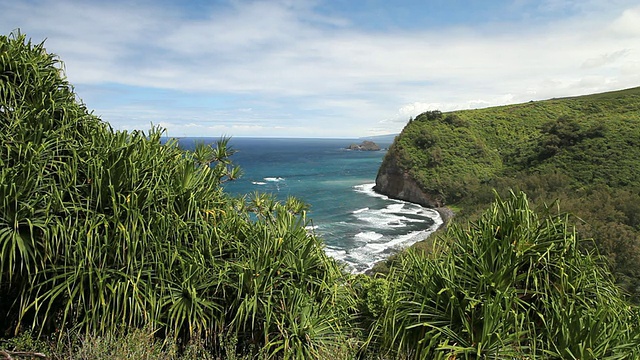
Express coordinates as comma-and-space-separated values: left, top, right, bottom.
374, 150, 442, 208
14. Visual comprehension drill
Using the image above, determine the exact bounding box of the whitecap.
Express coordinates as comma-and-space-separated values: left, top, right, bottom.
364, 229, 431, 254
324, 247, 348, 262
328, 184, 445, 273
346, 225, 442, 273
264, 177, 285, 182
387, 219, 405, 227
354, 211, 412, 228
252, 181, 267, 185
382, 203, 405, 212
353, 183, 389, 200
355, 231, 384, 241
308, 181, 446, 272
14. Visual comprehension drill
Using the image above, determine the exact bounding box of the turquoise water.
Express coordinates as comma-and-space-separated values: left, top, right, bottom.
176, 137, 441, 272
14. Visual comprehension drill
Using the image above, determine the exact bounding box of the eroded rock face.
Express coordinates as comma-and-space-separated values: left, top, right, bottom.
374, 152, 442, 208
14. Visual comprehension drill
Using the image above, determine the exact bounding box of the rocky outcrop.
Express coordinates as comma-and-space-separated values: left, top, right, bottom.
347, 140, 380, 151
374, 151, 441, 208
375, 153, 455, 226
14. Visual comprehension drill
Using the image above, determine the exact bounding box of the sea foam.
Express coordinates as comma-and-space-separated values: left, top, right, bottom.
355, 231, 384, 241
330, 183, 443, 273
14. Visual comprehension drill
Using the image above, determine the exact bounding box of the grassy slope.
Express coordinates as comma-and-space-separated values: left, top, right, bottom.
391, 87, 640, 200
385, 86, 640, 298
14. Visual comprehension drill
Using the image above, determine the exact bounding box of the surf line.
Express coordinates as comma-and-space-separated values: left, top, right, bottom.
343, 182, 444, 273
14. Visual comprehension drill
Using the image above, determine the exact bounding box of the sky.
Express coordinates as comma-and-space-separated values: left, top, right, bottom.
2, 0, 640, 138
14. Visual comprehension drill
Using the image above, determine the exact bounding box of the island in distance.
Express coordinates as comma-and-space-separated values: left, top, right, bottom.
346, 140, 381, 151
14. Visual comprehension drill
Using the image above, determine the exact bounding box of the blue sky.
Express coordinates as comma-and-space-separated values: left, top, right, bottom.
2, 0, 640, 137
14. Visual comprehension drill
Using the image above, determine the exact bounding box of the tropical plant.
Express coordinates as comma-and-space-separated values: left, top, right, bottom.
1, 31, 355, 359
368, 191, 640, 359
5, 29, 640, 360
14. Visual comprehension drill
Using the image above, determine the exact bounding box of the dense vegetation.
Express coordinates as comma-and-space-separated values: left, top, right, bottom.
0, 32, 354, 359
2, 32, 640, 358
383, 89, 640, 299
367, 191, 640, 359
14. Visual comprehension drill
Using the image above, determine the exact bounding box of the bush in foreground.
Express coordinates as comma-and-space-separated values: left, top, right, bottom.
367, 191, 640, 359
1, 31, 355, 359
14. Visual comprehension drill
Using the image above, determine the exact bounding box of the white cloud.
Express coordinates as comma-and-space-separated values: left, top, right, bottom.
395, 102, 442, 121
2, 0, 640, 136
582, 49, 631, 69
610, 5, 640, 36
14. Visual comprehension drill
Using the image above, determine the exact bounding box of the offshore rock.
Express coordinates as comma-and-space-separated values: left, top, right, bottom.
346, 140, 380, 151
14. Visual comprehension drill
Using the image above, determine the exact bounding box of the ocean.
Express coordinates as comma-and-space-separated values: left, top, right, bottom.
175, 137, 442, 272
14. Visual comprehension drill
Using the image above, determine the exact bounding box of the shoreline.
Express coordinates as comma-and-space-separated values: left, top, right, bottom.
371, 184, 455, 230
434, 206, 455, 228
364, 188, 455, 274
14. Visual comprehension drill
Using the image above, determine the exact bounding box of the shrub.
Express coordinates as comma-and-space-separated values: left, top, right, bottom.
368, 191, 640, 359
1, 31, 355, 359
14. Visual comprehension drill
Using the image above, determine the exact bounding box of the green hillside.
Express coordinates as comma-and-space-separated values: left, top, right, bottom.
382, 87, 640, 298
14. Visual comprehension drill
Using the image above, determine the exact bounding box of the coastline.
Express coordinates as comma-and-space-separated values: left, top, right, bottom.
364, 188, 455, 275
434, 206, 455, 228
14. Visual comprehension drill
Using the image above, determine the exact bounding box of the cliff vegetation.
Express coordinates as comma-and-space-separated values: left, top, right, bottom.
376, 86, 640, 301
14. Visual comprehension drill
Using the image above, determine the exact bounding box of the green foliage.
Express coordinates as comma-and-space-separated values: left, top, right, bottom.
0, 329, 50, 356
68, 328, 179, 360
416, 110, 443, 122
391, 110, 503, 204
382, 86, 640, 299
353, 275, 391, 322
367, 192, 640, 359
0, 31, 355, 359
4, 30, 640, 359
385, 89, 640, 203
529, 115, 607, 163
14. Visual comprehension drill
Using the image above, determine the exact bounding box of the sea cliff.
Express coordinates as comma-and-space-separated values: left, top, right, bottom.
374, 150, 454, 225
372, 88, 640, 300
